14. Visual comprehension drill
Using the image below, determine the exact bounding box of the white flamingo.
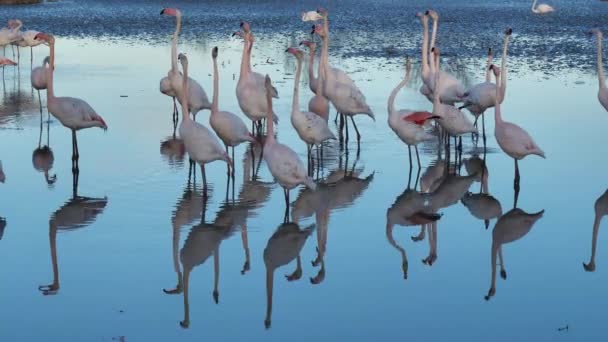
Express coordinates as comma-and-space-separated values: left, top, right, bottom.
11, 23, 45, 65
0, 55, 17, 79
31, 56, 50, 121
177, 53, 231, 192
592, 29, 608, 112
388, 57, 439, 168
35, 33, 107, 170
0, 20, 20, 57
313, 22, 374, 145
161, 8, 211, 122
209, 46, 256, 176
286, 47, 335, 162
485, 208, 545, 300
490, 63, 545, 189
584, 190, 608, 272
262, 75, 316, 212
236, 22, 279, 131
299, 40, 330, 120
531, 0, 555, 14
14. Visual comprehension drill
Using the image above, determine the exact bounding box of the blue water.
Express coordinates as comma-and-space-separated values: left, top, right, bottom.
1, 1, 608, 341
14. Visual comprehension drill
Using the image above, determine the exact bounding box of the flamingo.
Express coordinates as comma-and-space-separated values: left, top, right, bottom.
236, 22, 279, 132
461, 192, 502, 229
388, 57, 439, 169
161, 8, 211, 122
11, 24, 45, 65
286, 47, 335, 164
262, 75, 316, 215
209, 46, 256, 177
0, 161, 4, 183
177, 53, 231, 193
459, 49, 496, 132
583, 190, 608, 272
299, 40, 330, 120
531, 0, 555, 14
485, 208, 545, 300
490, 62, 545, 192
313, 22, 374, 145
431, 48, 476, 151
31, 56, 50, 121
35, 33, 107, 172
422, 10, 466, 105
0, 20, 20, 57
32, 117, 57, 186
264, 222, 314, 329
592, 29, 608, 111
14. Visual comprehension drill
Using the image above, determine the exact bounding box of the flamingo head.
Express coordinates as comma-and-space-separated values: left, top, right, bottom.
8, 19, 22, 29
299, 40, 316, 51
34, 32, 54, 44
426, 10, 439, 20
178, 53, 188, 72
240, 21, 251, 34
0, 57, 17, 66
316, 7, 328, 17
212, 46, 218, 59
43, 56, 50, 66
231, 31, 244, 39
312, 24, 326, 38
264, 74, 273, 92
301, 10, 323, 22
592, 28, 603, 40
488, 47, 492, 57
160, 8, 180, 17
504, 27, 513, 36
285, 47, 303, 59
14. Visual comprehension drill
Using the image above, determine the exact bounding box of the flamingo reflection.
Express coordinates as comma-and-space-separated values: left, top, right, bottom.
583, 190, 608, 272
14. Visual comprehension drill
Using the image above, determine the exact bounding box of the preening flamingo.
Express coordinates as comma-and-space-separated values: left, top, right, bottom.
531, 0, 555, 14
161, 8, 211, 122
12, 24, 46, 65
388, 57, 439, 169
490, 61, 545, 191
35, 33, 107, 172
235, 22, 279, 131
583, 190, 608, 272
209, 46, 256, 177
177, 53, 231, 193
592, 29, 608, 111
300, 40, 330, 120
262, 75, 316, 214
286, 47, 335, 163
313, 21, 374, 145
485, 208, 544, 300
31, 56, 50, 121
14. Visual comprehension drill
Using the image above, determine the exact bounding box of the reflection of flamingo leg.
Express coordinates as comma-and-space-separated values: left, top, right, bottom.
499, 247, 507, 279
241, 224, 251, 275
485, 242, 499, 301
411, 224, 426, 242
584, 215, 602, 272
213, 248, 220, 304
180, 269, 191, 328
265, 269, 273, 329
38, 224, 60, 295
386, 223, 408, 279
163, 225, 183, 294
285, 256, 303, 281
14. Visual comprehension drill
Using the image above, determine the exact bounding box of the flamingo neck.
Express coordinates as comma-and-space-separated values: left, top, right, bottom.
47, 40, 55, 101
292, 57, 302, 115
532, 0, 538, 11
239, 37, 249, 79
181, 64, 191, 121
171, 14, 181, 72
500, 35, 510, 102
432, 56, 440, 108
598, 34, 606, 89
429, 18, 438, 63
246, 37, 253, 72
50, 223, 60, 291
265, 268, 273, 328
421, 19, 429, 76
494, 73, 504, 124
212, 57, 219, 114
307, 47, 316, 87
265, 86, 275, 142
388, 71, 410, 116
485, 52, 493, 82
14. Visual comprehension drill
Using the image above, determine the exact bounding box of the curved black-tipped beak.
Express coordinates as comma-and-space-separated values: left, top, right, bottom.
240, 22, 244, 27
505, 27, 512, 36
310, 25, 315, 34
160, 9, 164, 15
231, 32, 236, 37
285, 48, 289, 52
424, 10, 430, 15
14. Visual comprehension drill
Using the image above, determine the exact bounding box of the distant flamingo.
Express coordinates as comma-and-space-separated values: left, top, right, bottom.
388, 57, 439, 169
236, 22, 279, 132
0, 56, 17, 79
11, 24, 45, 65
35, 33, 107, 171
300, 40, 330, 120
209, 46, 255, 177
531, 0, 555, 14
490, 60, 545, 192
0, 20, 20, 57
592, 29, 608, 111
161, 8, 211, 122
177, 53, 231, 193
286, 47, 335, 164
31, 56, 50, 121
583, 190, 608, 272
262, 75, 316, 215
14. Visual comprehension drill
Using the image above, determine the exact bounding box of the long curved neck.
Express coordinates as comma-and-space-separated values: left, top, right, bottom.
388, 69, 410, 115
239, 38, 249, 78
485, 51, 493, 82
181, 64, 190, 121
494, 72, 503, 124
308, 47, 317, 85
265, 86, 275, 142
421, 19, 429, 75
433, 55, 440, 107
321, 18, 330, 82
499, 35, 510, 102
532, 0, 538, 11
47, 40, 55, 101
597, 34, 606, 89
171, 15, 181, 71
292, 58, 302, 114
246, 37, 253, 72
429, 18, 438, 62
212, 57, 219, 113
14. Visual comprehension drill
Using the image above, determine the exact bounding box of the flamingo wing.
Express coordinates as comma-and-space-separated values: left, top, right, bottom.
403, 111, 435, 126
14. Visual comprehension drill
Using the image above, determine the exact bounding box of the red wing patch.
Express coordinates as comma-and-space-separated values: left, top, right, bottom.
403, 111, 434, 126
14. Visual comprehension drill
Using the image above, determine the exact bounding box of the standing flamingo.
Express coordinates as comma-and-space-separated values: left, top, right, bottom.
209, 46, 255, 177
177, 53, 231, 193
490, 62, 545, 192
35, 33, 107, 172
236, 22, 278, 132
299, 40, 330, 120
286, 47, 335, 165
592, 29, 608, 111
31, 56, 50, 121
262, 75, 316, 215
0, 20, 20, 57
388, 57, 439, 169
583, 190, 608, 272
531, 0, 555, 14
161, 8, 211, 122
12, 25, 45, 65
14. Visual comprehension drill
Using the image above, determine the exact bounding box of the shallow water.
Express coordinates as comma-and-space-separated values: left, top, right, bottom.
1, 1, 608, 341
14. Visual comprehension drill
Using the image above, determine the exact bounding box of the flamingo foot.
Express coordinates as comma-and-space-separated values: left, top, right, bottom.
162, 284, 183, 295
213, 290, 219, 304
583, 262, 596, 272
500, 269, 507, 280
285, 268, 303, 282
38, 283, 59, 296
179, 320, 190, 329
241, 261, 250, 275
484, 287, 496, 301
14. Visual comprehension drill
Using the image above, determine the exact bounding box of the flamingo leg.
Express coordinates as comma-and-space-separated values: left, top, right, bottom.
514, 159, 520, 207
350, 116, 361, 145
201, 163, 208, 197
37, 89, 43, 121
241, 223, 251, 275
213, 248, 220, 304
231, 146, 235, 178
415, 145, 421, 170
334, 111, 339, 124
